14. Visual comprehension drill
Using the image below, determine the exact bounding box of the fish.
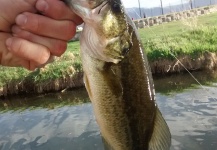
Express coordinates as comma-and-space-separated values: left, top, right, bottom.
63, 0, 171, 149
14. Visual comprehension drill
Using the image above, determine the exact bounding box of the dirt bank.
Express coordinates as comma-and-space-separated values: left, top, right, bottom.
0, 73, 84, 97
0, 52, 217, 97
150, 51, 217, 74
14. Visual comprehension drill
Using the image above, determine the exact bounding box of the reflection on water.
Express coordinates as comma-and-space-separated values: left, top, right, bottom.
157, 84, 217, 150
0, 72, 217, 150
153, 70, 217, 94
0, 103, 103, 150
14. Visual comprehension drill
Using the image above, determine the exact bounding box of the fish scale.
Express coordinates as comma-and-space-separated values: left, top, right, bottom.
64, 0, 171, 149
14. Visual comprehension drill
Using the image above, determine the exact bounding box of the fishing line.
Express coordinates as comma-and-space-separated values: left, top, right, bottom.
140, 17, 214, 134
169, 52, 207, 91
139, 19, 208, 91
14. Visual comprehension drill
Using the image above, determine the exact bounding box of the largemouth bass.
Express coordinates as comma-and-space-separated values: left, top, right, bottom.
64, 0, 171, 149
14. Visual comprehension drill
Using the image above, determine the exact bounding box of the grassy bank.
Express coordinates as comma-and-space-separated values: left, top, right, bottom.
140, 12, 217, 60
1, 12, 217, 90
143, 26, 217, 61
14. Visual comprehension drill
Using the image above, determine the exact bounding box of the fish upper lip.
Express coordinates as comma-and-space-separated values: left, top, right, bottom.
93, 1, 109, 14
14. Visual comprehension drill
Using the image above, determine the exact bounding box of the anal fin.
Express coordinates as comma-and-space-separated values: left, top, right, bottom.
83, 73, 93, 100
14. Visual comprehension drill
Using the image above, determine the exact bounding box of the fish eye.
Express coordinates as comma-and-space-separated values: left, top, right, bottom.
111, 2, 122, 13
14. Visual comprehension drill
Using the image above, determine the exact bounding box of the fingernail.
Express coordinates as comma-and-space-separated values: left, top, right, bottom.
37, 0, 48, 13
12, 26, 21, 34
6, 38, 12, 51
16, 14, 27, 26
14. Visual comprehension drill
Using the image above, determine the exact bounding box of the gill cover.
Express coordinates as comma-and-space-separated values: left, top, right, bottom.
65, 0, 132, 63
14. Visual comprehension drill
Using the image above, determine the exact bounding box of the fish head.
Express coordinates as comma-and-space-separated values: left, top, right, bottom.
65, 0, 132, 63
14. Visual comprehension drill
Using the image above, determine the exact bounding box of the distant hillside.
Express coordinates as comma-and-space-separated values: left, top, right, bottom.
125, 0, 217, 19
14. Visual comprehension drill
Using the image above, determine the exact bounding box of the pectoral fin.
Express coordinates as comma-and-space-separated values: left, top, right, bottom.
83, 73, 93, 100
149, 108, 171, 150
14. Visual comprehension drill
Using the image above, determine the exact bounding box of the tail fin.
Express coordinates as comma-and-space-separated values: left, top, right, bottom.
149, 108, 171, 150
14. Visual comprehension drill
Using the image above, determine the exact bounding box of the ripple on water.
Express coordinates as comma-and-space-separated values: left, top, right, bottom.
0, 81, 217, 149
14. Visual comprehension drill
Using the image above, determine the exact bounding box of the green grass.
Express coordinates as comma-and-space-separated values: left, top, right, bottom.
143, 26, 217, 60
140, 12, 217, 40
139, 21, 187, 40
0, 67, 29, 87
30, 41, 82, 82
139, 12, 217, 60
28, 41, 82, 83
2, 12, 217, 87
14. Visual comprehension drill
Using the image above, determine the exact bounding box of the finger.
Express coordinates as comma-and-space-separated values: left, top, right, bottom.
0, 32, 40, 70
5, 37, 50, 65
36, 0, 83, 25
12, 25, 67, 56
16, 12, 76, 41
0, 32, 30, 69
0, 0, 37, 32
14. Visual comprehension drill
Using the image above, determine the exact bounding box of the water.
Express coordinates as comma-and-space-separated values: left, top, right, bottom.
158, 86, 217, 150
0, 72, 217, 150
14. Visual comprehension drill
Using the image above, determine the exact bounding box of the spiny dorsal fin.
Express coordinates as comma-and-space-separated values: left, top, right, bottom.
149, 108, 171, 150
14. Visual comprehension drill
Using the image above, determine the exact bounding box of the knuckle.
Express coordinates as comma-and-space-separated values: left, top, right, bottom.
33, 17, 40, 33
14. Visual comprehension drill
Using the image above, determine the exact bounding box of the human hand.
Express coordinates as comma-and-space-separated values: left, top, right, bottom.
1, 0, 83, 70
0, 0, 36, 68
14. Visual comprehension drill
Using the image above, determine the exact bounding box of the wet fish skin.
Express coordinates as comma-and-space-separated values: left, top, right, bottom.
63, 0, 171, 149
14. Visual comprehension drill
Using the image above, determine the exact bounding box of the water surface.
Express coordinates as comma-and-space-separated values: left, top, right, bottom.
0, 72, 217, 150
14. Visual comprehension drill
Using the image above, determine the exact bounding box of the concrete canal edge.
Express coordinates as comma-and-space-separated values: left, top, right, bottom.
0, 52, 217, 97
133, 5, 217, 29
71, 5, 217, 42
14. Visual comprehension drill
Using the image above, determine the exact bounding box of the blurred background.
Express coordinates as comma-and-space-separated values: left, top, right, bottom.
123, 0, 217, 19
